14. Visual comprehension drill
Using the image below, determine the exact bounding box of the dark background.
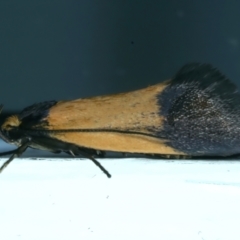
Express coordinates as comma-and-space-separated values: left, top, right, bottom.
0, 0, 240, 113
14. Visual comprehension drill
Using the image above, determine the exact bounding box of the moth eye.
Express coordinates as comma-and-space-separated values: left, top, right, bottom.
1, 128, 9, 139
0, 126, 16, 143
1, 124, 14, 134
2, 126, 8, 132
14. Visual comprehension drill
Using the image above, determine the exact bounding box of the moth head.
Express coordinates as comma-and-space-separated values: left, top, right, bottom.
0, 105, 22, 145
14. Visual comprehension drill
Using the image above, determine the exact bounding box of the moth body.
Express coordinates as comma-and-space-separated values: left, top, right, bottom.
1, 63, 239, 177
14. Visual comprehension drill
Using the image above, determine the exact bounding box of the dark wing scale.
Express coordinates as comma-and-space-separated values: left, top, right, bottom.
172, 63, 240, 110
158, 63, 240, 156
18, 101, 57, 129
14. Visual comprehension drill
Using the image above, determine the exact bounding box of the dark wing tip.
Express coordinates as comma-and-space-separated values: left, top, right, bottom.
159, 62, 240, 116
173, 63, 227, 84
158, 63, 240, 156
172, 62, 238, 98
175, 62, 213, 75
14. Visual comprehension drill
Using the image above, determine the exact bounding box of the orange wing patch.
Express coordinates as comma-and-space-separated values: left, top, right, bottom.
45, 81, 170, 133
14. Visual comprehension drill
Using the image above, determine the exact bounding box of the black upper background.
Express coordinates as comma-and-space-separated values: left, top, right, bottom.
0, 0, 239, 115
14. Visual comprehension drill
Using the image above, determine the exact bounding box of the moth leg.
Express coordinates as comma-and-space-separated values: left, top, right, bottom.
69, 150, 75, 157
69, 147, 111, 178
96, 150, 106, 158
0, 149, 19, 157
0, 139, 30, 173
79, 150, 111, 178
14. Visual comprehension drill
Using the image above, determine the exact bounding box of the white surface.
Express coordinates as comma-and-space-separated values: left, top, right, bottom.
0, 158, 240, 240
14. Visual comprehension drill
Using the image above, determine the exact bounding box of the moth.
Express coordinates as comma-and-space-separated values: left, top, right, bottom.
0, 63, 239, 178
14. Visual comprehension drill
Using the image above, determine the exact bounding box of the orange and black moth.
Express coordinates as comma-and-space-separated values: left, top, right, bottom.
0, 63, 240, 178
